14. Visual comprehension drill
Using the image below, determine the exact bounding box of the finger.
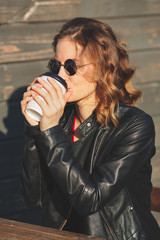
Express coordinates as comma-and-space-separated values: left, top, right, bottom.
47, 77, 65, 100
31, 85, 54, 107
23, 88, 37, 102
32, 92, 47, 110
32, 79, 66, 116
64, 90, 73, 102
35, 77, 52, 91
32, 80, 63, 110
27, 77, 39, 91
22, 96, 33, 104
47, 79, 66, 108
21, 98, 39, 126
31, 77, 39, 85
21, 96, 32, 107
38, 77, 64, 103
27, 82, 43, 91
27, 86, 31, 91
31, 92, 54, 119
21, 96, 33, 114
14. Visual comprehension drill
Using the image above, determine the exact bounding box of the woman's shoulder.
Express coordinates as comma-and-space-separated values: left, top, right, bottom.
118, 103, 155, 134
119, 103, 152, 118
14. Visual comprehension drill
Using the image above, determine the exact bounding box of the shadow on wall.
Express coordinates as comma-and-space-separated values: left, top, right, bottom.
0, 86, 43, 225
0, 86, 27, 140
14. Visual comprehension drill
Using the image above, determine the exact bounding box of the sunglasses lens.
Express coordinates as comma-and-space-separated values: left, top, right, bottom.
48, 59, 77, 76
48, 59, 60, 74
65, 59, 77, 76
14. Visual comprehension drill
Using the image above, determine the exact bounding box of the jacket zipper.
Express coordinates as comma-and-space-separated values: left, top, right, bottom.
100, 210, 118, 240
60, 206, 72, 230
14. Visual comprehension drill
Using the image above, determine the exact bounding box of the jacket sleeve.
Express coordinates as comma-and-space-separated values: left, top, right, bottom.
33, 110, 155, 216
20, 122, 48, 208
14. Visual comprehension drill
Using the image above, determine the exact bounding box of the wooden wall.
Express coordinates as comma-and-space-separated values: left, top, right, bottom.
0, 0, 160, 225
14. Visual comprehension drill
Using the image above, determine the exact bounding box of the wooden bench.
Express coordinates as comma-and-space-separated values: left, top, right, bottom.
151, 187, 160, 212
0, 218, 104, 240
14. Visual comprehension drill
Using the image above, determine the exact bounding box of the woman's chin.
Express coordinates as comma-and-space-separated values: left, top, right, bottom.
66, 96, 75, 103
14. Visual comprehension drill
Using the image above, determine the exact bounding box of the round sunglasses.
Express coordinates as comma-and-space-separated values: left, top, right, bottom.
47, 58, 92, 76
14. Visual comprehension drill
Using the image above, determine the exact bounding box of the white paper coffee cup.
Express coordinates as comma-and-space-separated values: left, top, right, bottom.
25, 72, 67, 122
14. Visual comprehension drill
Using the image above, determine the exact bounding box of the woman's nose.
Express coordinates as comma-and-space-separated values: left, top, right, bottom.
58, 65, 68, 79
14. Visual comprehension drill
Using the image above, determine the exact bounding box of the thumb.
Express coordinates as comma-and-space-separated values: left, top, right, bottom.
64, 90, 72, 102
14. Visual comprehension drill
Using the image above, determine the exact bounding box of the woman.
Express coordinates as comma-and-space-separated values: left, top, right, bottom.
20, 17, 160, 239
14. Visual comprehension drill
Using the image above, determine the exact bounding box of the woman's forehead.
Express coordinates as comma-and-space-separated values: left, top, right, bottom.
56, 38, 91, 61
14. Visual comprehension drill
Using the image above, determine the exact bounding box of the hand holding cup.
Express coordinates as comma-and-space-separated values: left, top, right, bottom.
21, 72, 72, 130
25, 72, 67, 122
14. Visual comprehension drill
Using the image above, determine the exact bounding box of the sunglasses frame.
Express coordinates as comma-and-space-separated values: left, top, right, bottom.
47, 58, 92, 76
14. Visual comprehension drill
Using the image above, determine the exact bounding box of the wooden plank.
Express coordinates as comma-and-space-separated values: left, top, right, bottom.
0, 61, 47, 101
0, 0, 31, 24
106, 16, 160, 51
0, 22, 55, 64
136, 81, 160, 116
22, 0, 81, 23
1, 0, 160, 24
152, 147, 160, 187
152, 117, 160, 149
74, 0, 160, 19
130, 50, 160, 85
152, 211, 160, 226
0, 218, 104, 240
151, 138, 160, 229
151, 187, 160, 212
0, 16, 160, 64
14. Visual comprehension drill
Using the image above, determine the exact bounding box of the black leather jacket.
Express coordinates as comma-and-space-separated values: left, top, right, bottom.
20, 103, 160, 239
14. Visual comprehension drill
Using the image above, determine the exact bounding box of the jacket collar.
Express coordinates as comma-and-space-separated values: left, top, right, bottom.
62, 103, 100, 138
61, 102, 130, 137
78, 111, 99, 137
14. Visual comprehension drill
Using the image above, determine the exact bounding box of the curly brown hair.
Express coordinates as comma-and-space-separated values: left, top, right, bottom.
52, 17, 142, 127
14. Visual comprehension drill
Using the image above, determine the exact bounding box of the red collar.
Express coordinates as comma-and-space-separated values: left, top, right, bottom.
72, 116, 76, 142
